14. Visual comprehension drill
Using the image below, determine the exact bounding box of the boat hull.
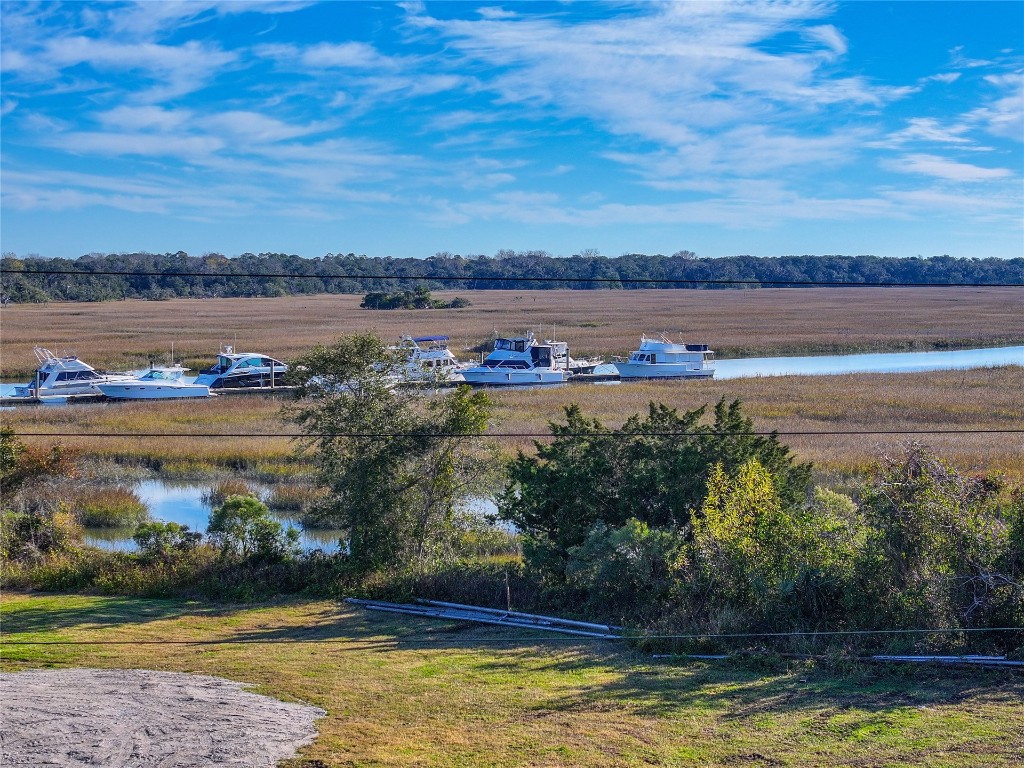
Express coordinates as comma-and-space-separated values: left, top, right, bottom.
96, 383, 211, 400
613, 363, 715, 380
462, 369, 568, 386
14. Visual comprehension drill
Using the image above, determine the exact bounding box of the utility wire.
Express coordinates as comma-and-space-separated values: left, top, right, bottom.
2, 267, 1022, 288
10, 429, 1024, 439
3, 626, 1022, 646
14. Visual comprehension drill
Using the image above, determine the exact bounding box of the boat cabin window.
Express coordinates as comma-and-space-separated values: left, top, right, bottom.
55, 370, 100, 382
495, 339, 511, 351
514, 340, 526, 353
217, 355, 233, 370
261, 358, 279, 367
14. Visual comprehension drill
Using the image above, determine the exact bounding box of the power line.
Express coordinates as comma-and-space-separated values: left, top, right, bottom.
10, 429, 1024, 439
2, 626, 1021, 646
3, 267, 1022, 288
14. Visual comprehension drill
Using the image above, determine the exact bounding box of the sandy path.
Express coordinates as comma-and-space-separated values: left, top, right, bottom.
0, 668, 325, 767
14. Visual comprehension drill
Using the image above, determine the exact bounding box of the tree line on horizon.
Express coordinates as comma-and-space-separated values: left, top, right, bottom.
1, 250, 1021, 303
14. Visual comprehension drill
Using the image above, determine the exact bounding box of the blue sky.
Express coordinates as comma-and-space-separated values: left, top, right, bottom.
1, 1, 1021, 260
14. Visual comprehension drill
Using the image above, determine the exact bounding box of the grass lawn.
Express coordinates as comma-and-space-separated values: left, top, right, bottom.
2, 592, 1021, 767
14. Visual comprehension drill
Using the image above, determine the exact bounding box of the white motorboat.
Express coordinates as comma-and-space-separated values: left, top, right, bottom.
193, 347, 287, 389
14, 347, 135, 398
393, 335, 468, 383
461, 333, 571, 386
613, 334, 715, 379
96, 366, 211, 400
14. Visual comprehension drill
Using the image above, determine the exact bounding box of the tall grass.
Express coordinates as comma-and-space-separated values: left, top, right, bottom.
5, 366, 1023, 480
72, 486, 149, 528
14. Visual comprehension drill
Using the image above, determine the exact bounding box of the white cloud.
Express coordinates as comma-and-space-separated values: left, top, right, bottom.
884, 153, 1013, 182
300, 42, 395, 70
95, 105, 193, 131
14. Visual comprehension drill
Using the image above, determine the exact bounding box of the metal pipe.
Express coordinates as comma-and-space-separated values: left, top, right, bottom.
354, 602, 620, 638
414, 599, 623, 632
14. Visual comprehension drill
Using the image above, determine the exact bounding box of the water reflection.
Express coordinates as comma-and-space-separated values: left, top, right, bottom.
713, 346, 1024, 380
83, 480, 346, 554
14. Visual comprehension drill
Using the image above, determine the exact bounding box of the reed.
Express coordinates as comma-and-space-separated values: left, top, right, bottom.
266, 482, 325, 512
5, 365, 1021, 480
2, 287, 1021, 378
72, 486, 149, 528
202, 479, 256, 507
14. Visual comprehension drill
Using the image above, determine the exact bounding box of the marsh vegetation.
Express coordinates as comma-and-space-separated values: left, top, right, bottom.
2, 287, 1021, 378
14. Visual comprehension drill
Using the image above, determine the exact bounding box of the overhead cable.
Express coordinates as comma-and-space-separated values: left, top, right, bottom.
9, 428, 1024, 439
2, 266, 1022, 288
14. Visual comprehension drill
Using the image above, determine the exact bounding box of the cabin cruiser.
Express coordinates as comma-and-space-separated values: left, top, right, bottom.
393, 335, 468, 383
96, 366, 212, 400
461, 333, 571, 386
613, 334, 715, 379
193, 347, 288, 389
14, 347, 134, 398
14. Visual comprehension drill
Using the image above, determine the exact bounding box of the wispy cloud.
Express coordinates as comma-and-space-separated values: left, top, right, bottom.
884, 153, 1013, 182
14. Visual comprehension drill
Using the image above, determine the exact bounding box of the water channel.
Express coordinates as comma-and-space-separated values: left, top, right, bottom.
20, 344, 1024, 550
82, 481, 501, 554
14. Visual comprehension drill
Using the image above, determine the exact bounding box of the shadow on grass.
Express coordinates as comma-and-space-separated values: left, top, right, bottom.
1, 594, 235, 635
5, 594, 1022, 729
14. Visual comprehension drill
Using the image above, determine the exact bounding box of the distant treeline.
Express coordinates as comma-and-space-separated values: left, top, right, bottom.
1, 250, 1021, 303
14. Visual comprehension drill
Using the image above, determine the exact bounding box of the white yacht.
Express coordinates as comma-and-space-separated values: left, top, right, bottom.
461, 333, 571, 386
14, 347, 134, 398
96, 366, 212, 400
613, 334, 715, 380
393, 336, 468, 383
193, 347, 288, 389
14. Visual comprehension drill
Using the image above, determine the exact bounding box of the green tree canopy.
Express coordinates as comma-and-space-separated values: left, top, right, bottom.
499, 399, 812, 575
286, 333, 497, 570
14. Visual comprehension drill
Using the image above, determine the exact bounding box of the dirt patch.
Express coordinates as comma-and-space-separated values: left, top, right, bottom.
0, 668, 324, 767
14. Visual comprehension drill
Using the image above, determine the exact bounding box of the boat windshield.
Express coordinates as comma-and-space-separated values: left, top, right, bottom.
142, 369, 176, 381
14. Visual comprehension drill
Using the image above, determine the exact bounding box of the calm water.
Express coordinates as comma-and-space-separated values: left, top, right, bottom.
83, 480, 501, 553
4, 346, 1023, 399
714, 345, 1024, 379
83, 480, 347, 554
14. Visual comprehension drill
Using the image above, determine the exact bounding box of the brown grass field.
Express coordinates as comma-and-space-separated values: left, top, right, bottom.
1, 287, 1022, 378
2, 287, 1021, 480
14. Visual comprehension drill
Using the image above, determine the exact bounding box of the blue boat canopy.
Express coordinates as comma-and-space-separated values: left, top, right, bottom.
412, 335, 449, 343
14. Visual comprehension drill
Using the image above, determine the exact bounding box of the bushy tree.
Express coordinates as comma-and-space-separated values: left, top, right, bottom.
565, 519, 683, 623
852, 443, 1021, 628
286, 333, 497, 570
1, 426, 81, 561
207, 495, 299, 562
500, 399, 811, 576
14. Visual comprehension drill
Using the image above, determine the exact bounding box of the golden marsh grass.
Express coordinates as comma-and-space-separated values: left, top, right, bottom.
5, 367, 1022, 480
2, 287, 1022, 377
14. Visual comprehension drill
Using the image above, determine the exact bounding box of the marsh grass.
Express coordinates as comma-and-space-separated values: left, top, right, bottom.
2, 287, 1021, 378
266, 482, 325, 512
5, 366, 1023, 480
202, 479, 256, 507
71, 486, 149, 528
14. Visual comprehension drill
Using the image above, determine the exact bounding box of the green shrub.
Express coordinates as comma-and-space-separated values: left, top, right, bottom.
133, 521, 203, 561
2, 505, 82, 562
208, 494, 300, 562
566, 519, 682, 624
